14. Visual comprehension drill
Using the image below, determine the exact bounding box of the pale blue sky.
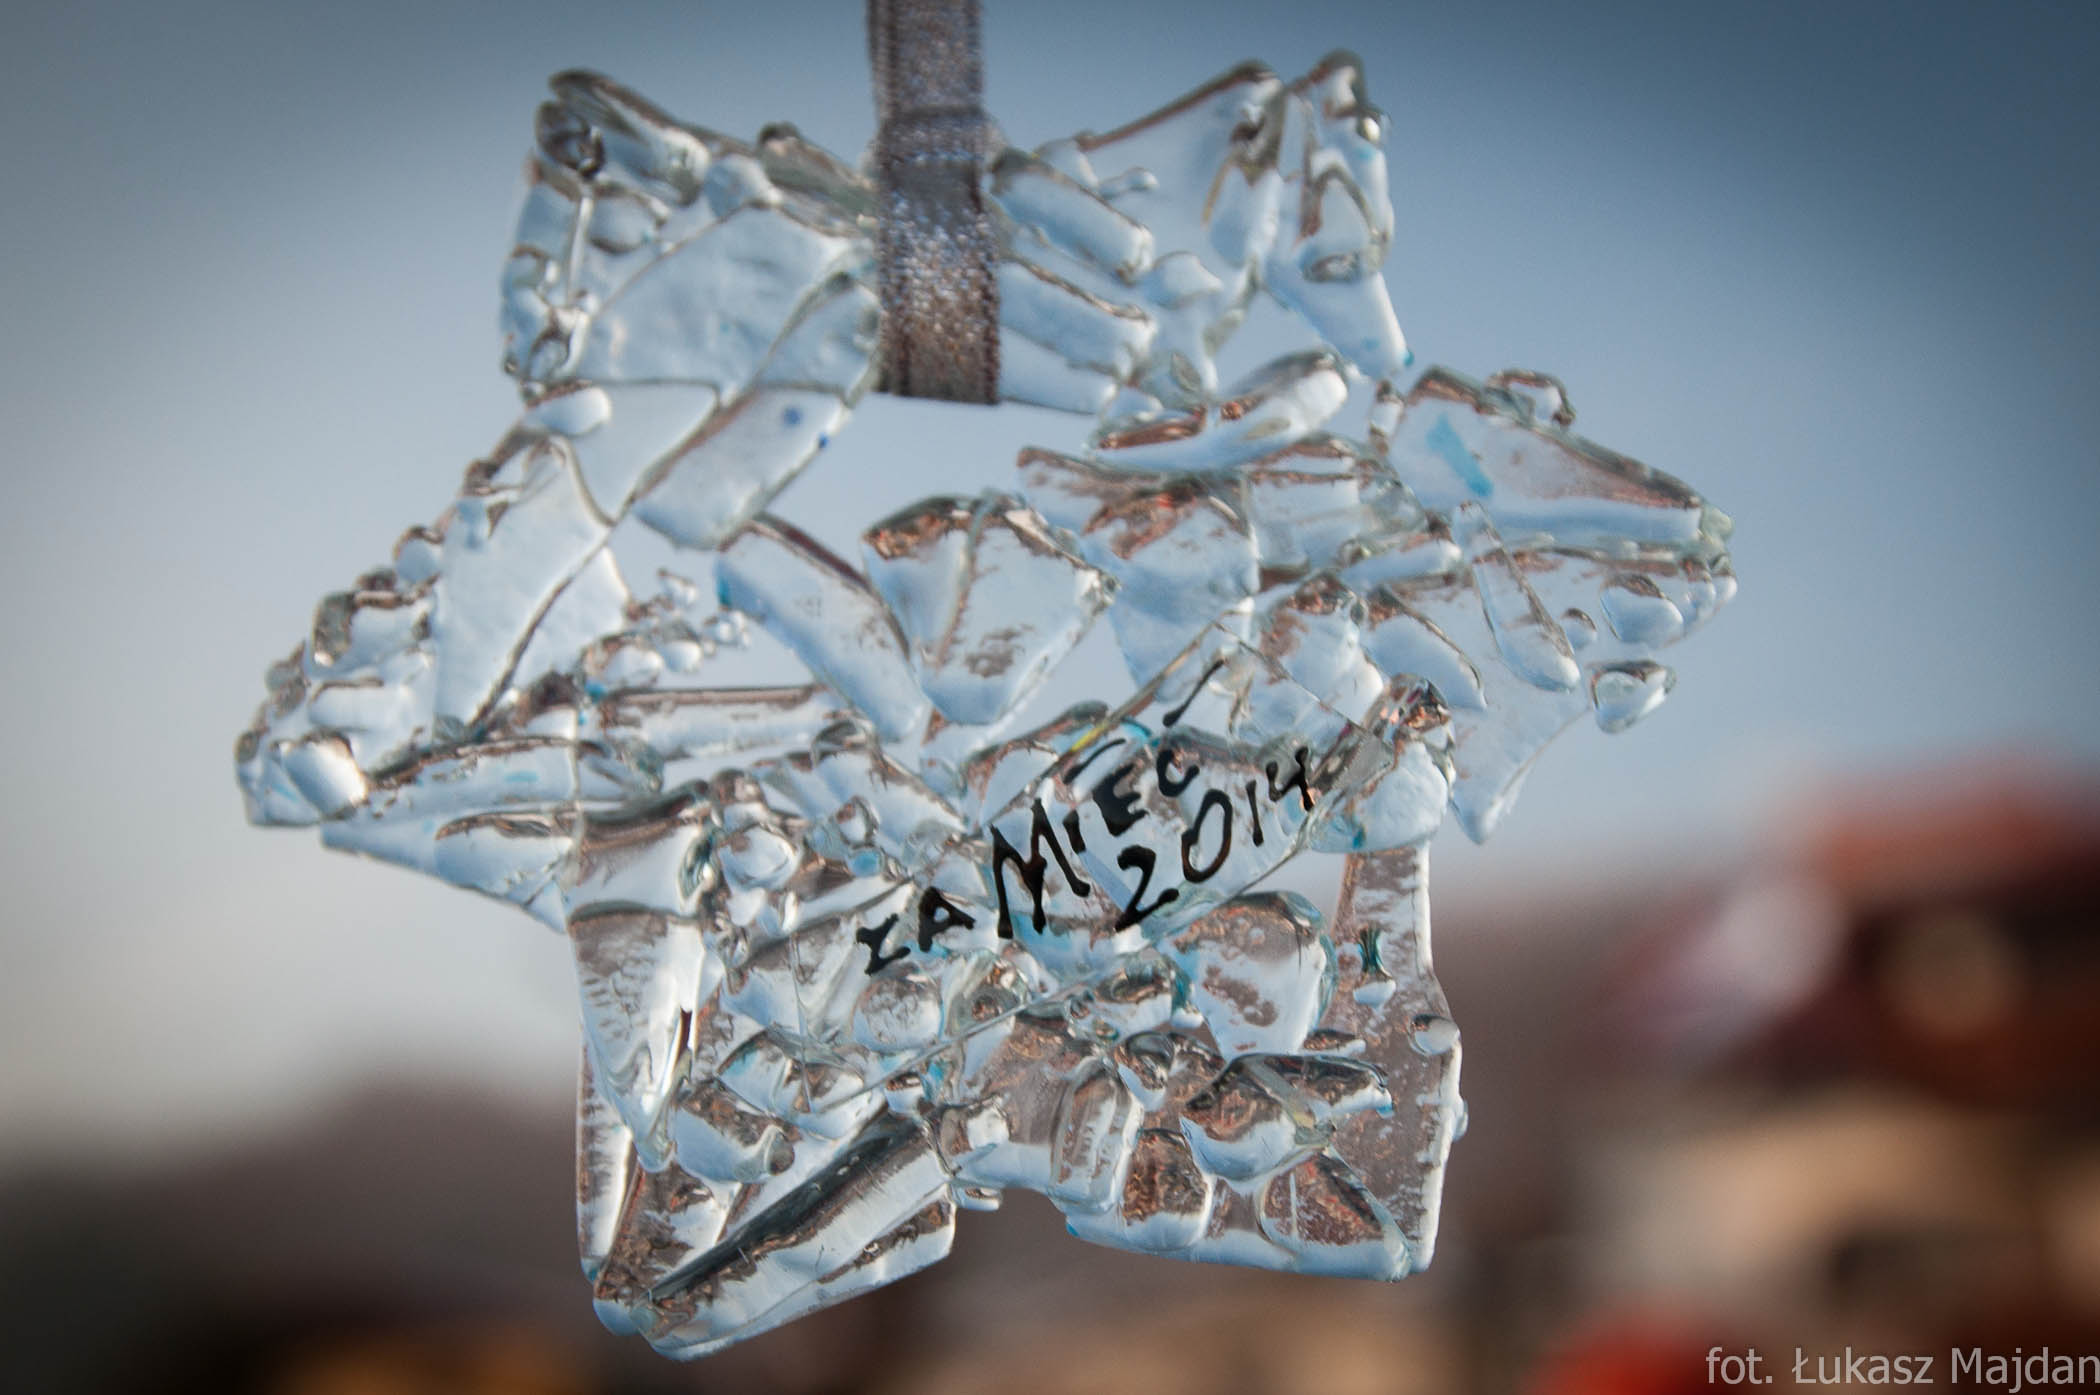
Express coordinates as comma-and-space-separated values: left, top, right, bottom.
2, 1, 2095, 1159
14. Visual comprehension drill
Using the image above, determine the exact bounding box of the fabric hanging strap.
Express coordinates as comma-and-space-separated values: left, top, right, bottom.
867, 0, 1000, 403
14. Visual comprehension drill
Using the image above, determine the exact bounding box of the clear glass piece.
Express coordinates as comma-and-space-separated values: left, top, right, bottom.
236, 55, 1736, 1357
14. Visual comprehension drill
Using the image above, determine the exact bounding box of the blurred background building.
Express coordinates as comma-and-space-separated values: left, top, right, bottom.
3, 1, 2096, 1390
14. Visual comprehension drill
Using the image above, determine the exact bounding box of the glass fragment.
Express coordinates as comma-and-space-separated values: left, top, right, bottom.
237, 56, 1735, 1357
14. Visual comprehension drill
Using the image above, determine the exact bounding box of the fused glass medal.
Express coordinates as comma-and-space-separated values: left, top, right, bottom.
235, 12, 1736, 1358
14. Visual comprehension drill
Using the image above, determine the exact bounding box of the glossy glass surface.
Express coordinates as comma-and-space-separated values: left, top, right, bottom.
236, 56, 1734, 1357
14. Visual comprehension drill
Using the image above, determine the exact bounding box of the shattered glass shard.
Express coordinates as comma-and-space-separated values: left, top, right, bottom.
236, 55, 1735, 1357
715, 518, 929, 742
862, 493, 1114, 725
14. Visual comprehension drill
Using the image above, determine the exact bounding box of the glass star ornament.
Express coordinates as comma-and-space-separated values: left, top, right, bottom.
236, 57, 1735, 1356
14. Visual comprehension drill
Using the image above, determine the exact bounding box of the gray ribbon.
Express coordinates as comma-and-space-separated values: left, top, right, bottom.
867, 0, 1001, 403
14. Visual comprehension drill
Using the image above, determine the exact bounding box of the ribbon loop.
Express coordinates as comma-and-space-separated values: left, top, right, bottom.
867, 0, 1001, 403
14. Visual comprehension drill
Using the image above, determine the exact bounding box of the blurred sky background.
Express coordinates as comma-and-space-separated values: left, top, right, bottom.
1, 0, 2095, 1167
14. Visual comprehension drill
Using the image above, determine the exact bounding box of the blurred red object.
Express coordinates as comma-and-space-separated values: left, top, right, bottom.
1610, 763, 2100, 1108
1527, 1318, 1721, 1395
